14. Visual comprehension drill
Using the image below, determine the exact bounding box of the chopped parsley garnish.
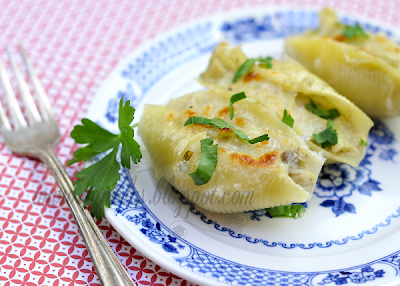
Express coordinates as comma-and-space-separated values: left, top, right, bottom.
208, 118, 249, 141
67, 99, 142, 220
232, 57, 273, 83
188, 138, 218, 186
184, 116, 212, 126
342, 23, 369, 39
259, 56, 273, 69
282, 109, 294, 128
229, 92, 246, 119
266, 204, 305, 219
306, 98, 340, 120
247, 134, 270, 144
313, 119, 338, 148
184, 116, 269, 144
360, 139, 368, 146
185, 116, 268, 185
326, 118, 335, 129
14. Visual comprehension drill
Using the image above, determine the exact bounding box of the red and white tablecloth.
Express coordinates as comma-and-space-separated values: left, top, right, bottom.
0, 0, 399, 285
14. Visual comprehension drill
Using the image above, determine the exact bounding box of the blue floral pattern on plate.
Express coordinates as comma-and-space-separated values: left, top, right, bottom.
110, 167, 400, 285
319, 266, 385, 285
126, 212, 185, 253
313, 120, 396, 217
96, 8, 400, 286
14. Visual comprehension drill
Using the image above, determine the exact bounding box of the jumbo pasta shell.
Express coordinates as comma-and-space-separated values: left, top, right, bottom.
138, 89, 325, 213
200, 42, 373, 166
285, 35, 400, 118
284, 8, 400, 118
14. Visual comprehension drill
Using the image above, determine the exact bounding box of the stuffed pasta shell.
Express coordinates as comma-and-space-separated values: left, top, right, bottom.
138, 89, 325, 213
285, 8, 400, 118
199, 42, 373, 166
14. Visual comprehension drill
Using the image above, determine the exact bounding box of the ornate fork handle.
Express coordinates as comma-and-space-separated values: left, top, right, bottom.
36, 145, 136, 286
0, 46, 137, 286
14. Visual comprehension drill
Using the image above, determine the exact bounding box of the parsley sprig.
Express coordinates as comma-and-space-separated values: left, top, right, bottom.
185, 94, 269, 186
313, 119, 338, 148
282, 109, 294, 128
342, 23, 369, 39
184, 116, 269, 144
188, 138, 218, 186
229, 92, 246, 119
266, 204, 305, 219
67, 99, 142, 220
306, 98, 340, 120
232, 57, 273, 83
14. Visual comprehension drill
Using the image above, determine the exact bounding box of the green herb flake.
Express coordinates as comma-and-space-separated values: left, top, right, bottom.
343, 23, 369, 39
184, 116, 212, 126
247, 134, 270, 144
209, 118, 250, 141
260, 56, 273, 69
232, 59, 257, 83
265, 204, 305, 219
229, 92, 246, 119
188, 138, 218, 186
232, 56, 273, 83
305, 98, 340, 120
360, 139, 368, 146
282, 109, 294, 128
68, 98, 142, 220
185, 116, 269, 144
312, 120, 338, 149
326, 119, 335, 129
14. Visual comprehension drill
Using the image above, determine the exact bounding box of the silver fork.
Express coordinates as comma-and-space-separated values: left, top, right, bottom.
0, 46, 137, 286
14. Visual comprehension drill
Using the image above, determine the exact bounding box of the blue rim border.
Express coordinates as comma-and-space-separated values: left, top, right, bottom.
110, 168, 400, 285
97, 8, 400, 286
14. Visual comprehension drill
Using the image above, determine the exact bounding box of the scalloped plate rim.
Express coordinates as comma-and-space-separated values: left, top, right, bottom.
87, 6, 400, 286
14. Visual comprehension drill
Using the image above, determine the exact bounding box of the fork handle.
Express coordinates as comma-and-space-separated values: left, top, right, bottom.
36, 145, 137, 286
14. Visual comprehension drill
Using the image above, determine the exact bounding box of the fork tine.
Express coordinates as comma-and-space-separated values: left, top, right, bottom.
19, 45, 54, 122
0, 56, 27, 130
7, 47, 42, 125
0, 98, 11, 131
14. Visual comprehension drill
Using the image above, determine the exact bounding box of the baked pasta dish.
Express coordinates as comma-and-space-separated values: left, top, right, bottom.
138, 40, 373, 214
285, 8, 400, 118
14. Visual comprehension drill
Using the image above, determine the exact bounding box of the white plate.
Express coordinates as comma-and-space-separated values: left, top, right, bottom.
87, 7, 400, 286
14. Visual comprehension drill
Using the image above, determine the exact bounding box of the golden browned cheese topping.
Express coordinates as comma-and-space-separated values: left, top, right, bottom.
219, 127, 233, 133
202, 105, 211, 116
258, 140, 270, 147
217, 106, 230, 118
230, 151, 278, 168
184, 110, 197, 118
167, 113, 175, 121
235, 117, 246, 127
243, 71, 263, 82
377, 36, 386, 43
333, 35, 345, 42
